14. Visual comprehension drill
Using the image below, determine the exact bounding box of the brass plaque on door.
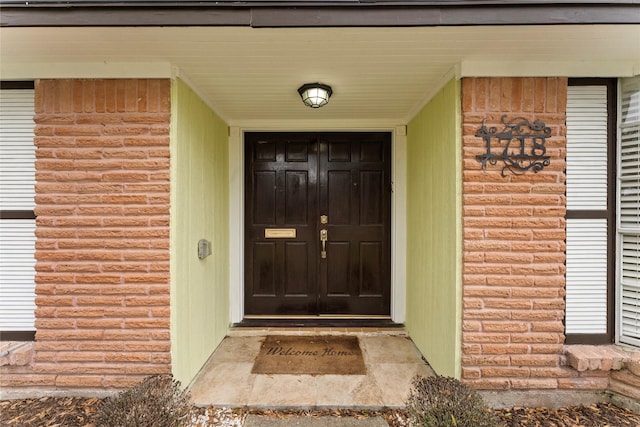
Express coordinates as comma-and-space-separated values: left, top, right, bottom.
265, 228, 297, 239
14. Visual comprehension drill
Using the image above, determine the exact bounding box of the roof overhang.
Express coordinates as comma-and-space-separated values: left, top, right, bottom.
1, 1, 639, 124
2, 25, 638, 125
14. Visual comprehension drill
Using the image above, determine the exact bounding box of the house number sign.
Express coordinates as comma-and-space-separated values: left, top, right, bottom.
475, 115, 551, 176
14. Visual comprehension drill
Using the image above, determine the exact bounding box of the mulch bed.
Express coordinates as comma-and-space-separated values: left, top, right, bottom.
497, 404, 640, 427
2, 397, 640, 426
0, 397, 100, 427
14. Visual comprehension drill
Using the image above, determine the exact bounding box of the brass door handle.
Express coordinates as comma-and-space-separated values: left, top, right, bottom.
320, 229, 328, 259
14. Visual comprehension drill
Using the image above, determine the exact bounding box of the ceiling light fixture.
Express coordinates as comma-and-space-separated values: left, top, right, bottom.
297, 83, 333, 108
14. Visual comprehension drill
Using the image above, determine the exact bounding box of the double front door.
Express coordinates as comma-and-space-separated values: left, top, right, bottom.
244, 132, 391, 316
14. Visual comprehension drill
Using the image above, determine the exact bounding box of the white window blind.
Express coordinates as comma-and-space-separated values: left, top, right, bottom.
565, 219, 608, 333
0, 220, 37, 330
566, 86, 609, 210
565, 85, 609, 335
0, 87, 36, 332
619, 76, 640, 346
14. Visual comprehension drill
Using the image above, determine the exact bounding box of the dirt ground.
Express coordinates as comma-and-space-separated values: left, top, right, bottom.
2, 397, 640, 426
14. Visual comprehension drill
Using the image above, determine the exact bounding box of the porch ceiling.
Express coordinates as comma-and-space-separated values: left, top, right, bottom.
1, 25, 638, 124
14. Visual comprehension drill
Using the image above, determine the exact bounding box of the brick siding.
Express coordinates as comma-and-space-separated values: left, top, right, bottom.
461, 77, 569, 390
0, 79, 171, 389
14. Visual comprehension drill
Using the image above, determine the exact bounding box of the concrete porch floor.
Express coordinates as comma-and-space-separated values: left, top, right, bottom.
188, 327, 434, 409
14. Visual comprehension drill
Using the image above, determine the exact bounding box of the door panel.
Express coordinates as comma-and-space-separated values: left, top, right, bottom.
252, 242, 276, 295
327, 242, 351, 295
284, 242, 309, 295
318, 133, 391, 315
245, 133, 318, 315
285, 171, 308, 224
360, 170, 383, 225
245, 132, 390, 316
359, 242, 382, 295
328, 171, 351, 224
254, 171, 277, 224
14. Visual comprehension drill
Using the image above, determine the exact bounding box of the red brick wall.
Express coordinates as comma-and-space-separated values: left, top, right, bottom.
461, 77, 568, 390
1, 79, 171, 389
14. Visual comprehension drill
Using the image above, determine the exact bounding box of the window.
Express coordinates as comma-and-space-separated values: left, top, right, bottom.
565, 79, 616, 344
618, 76, 640, 347
0, 81, 36, 341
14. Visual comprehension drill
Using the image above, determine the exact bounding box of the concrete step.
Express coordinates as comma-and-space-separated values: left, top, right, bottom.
244, 415, 389, 427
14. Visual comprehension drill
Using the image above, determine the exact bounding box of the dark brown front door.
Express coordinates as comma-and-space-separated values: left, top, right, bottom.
245, 132, 391, 316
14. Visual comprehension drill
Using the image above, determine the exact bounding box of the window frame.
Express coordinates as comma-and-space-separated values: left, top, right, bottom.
616, 76, 640, 348
565, 78, 617, 345
0, 80, 36, 341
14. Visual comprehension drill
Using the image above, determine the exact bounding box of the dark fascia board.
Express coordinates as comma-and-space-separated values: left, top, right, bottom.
1, 0, 638, 4
252, 4, 640, 26
0, 1, 638, 27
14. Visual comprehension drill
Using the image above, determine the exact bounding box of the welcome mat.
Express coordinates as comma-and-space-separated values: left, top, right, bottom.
251, 335, 366, 375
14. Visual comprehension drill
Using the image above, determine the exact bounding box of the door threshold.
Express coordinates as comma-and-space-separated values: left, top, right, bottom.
235, 316, 400, 328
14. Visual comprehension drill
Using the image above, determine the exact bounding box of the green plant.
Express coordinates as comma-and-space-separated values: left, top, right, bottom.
406, 375, 501, 427
95, 375, 191, 427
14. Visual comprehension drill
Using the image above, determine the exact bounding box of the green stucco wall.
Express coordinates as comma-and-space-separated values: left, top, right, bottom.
170, 79, 229, 386
405, 78, 462, 378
